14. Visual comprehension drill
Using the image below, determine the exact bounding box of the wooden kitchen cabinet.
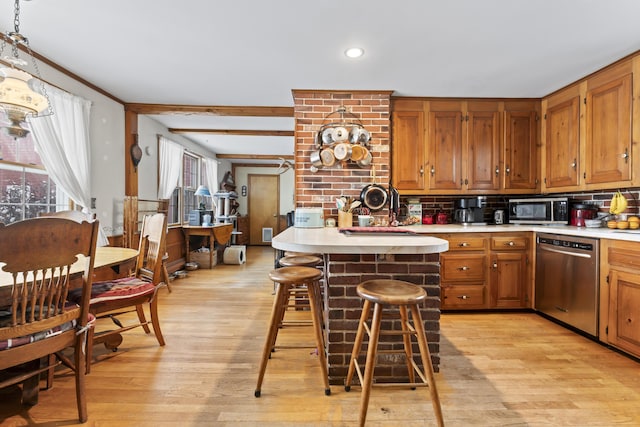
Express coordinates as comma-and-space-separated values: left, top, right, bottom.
391, 98, 539, 195
600, 239, 640, 358
542, 57, 637, 192
440, 235, 488, 309
391, 108, 426, 191
439, 233, 532, 310
503, 102, 540, 191
427, 100, 501, 192
543, 84, 581, 190
426, 100, 465, 192
490, 235, 529, 308
585, 62, 633, 187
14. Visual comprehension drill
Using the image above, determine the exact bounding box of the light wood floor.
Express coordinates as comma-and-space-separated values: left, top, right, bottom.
1, 246, 640, 426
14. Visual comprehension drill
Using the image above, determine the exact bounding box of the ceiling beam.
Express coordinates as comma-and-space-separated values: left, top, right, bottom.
216, 154, 294, 161
169, 128, 294, 137
125, 104, 294, 117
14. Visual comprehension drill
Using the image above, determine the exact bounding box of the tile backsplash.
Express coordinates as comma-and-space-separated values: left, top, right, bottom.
399, 188, 640, 224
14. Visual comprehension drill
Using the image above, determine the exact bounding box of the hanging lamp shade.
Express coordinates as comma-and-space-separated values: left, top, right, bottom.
194, 185, 211, 197
0, 67, 49, 116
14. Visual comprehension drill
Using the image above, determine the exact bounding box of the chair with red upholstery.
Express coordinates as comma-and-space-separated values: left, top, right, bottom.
68, 213, 168, 367
0, 216, 99, 422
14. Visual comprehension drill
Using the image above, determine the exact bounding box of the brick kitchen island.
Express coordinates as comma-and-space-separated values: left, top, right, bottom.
272, 226, 448, 385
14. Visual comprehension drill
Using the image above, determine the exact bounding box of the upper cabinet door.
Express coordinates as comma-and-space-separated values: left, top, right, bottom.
585, 72, 632, 185
545, 95, 580, 189
428, 108, 464, 191
391, 110, 426, 191
466, 109, 501, 191
504, 110, 539, 190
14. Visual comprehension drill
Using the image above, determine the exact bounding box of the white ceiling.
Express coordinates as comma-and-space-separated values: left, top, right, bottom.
3, 0, 640, 162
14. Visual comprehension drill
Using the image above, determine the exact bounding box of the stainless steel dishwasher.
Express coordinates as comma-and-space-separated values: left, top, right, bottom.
535, 233, 599, 337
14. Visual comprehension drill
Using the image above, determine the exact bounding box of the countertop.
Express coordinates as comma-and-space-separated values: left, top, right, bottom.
400, 223, 640, 242
273, 224, 640, 254
271, 226, 449, 254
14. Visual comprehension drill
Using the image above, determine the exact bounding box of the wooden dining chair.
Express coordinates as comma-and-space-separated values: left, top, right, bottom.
67, 213, 168, 367
0, 216, 99, 423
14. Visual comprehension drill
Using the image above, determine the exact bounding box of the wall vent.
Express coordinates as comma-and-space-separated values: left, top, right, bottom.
262, 227, 273, 242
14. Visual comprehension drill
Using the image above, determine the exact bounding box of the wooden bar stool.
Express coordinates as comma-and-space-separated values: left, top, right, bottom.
277, 254, 323, 317
255, 266, 331, 397
345, 279, 444, 427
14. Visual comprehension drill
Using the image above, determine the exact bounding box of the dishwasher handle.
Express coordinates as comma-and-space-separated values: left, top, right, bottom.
537, 245, 592, 259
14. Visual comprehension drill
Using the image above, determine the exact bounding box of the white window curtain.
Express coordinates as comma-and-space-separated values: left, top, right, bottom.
204, 157, 218, 192
27, 84, 109, 246
158, 136, 184, 200
204, 157, 219, 211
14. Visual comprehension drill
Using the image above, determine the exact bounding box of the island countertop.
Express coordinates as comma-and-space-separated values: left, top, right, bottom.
271, 226, 449, 254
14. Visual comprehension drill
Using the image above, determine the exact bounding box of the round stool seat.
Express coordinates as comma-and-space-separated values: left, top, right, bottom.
269, 266, 323, 285
357, 280, 427, 306
284, 251, 322, 258
279, 255, 322, 267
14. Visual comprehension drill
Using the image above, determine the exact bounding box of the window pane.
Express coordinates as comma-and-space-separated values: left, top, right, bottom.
167, 187, 179, 225
0, 163, 68, 224
0, 122, 43, 165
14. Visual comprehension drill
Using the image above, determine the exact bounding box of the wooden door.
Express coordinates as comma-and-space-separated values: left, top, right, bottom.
466, 107, 500, 191
427, 101, 464, 191
392, 110, 425, 191
585, 73, 632, 185
248, 174, 279, 246
545, 95, 580, 188
504, 110, 539, 190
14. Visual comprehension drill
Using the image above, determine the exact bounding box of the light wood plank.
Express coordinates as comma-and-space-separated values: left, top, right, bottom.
1, 246, 639, 425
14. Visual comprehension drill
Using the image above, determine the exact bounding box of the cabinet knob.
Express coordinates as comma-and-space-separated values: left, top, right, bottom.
458, 242, 469, 247
430, 166, 435, 176
505, 166, 511, 175
495, 166, 499, 176
420, 166, 424, 176
458, 266, 469, 271
493, 262, 498, 268
457, 295, 468, 300
621, 148, 629, 163
571, 158, 577, 169
506, 241, 515, 246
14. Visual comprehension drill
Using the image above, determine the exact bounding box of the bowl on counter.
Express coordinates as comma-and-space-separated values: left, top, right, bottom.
584, 219, 603, 228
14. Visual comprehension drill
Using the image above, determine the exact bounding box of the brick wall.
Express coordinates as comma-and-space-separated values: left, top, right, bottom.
324, 252, 441, 384
292, 90, 392, 220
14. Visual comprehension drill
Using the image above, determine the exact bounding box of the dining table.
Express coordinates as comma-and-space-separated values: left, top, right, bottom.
0, 246, 139, 306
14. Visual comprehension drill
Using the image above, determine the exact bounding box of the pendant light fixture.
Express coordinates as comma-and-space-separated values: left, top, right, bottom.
0, 0, 51, 138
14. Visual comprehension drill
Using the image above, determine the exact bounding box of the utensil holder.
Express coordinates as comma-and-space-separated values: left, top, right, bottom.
338, 210, 353, 228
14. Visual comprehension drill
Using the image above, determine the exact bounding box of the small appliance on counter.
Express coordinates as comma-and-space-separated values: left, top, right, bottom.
570, 203, 599, 227
453, 196, 486, 224
494, 209, 505, 225
508, 197, 569, 225
294, 207, 324, 228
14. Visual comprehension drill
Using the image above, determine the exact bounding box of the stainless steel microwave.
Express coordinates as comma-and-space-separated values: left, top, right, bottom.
507, 197, 569, 225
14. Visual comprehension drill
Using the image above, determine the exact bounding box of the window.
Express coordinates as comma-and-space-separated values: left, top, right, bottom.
165, 150, 209, 226
0, 130, 69, 224
182, 153, 198, 222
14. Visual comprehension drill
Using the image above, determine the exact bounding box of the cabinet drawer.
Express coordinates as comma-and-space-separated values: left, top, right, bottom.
609, 247, 640, 270
442, 284, 486, 309
441, 254, 486, 281
491, 236, 528, 251
447, 236, 487, 251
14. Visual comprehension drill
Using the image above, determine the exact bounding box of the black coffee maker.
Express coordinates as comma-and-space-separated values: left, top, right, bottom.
454, 196, 487, 224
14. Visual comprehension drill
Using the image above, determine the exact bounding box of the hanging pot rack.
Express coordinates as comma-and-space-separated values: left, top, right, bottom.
310, 106, 372, 173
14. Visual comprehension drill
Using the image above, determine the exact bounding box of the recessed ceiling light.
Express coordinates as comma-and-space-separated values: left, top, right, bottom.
344, 47, 365, 59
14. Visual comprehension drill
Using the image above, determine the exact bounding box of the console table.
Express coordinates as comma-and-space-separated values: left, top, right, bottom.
182, 224, 233, 266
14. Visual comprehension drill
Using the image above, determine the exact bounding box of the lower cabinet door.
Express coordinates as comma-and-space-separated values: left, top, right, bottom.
608, 269, 640, 358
